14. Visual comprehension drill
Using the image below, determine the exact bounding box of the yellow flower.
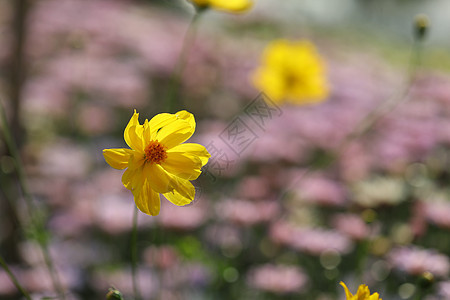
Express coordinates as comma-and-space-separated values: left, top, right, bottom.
188, 0, 253, 13
252, 39, 329, 105
103, 110, 210, 216
340, 282, 382, 300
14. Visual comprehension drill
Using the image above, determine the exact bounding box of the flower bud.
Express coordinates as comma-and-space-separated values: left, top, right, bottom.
106, 287, 124, 300
414, 14, 429, 41
417, 271, 434, 289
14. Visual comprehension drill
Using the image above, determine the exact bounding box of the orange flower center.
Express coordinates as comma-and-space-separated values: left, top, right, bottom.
144, 141, 167, 164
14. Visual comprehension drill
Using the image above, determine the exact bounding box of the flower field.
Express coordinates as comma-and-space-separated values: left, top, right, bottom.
1, 1, 450, 299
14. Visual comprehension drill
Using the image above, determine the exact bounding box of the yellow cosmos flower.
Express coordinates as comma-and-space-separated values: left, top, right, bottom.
340, 282, 382, 300
252, 39, 329, 105
103, 110, 210, 216
188, 0, 253, 13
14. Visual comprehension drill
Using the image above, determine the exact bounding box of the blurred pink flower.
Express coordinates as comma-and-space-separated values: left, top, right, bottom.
216, 199, 280, 226
294, 175, 347, 207
91, 190, 153, 234
424, 200, 450, 229
411, 73, 450, 105
196, 123, 243, 178
49, 210, 91, 237
389, 247, 450, 277
44, 54, 148, 107
247, 264, 307, 294
205, 225, 242, 252
22, 78, 71, 117
372, 113, 438, 171
236, 176, 272, 200
29, 177, 71, 207
36, 140, 92, 179
270, 222, 353, 255
162, 263, 211, 289
246, 111, 308, 163
159, 200, 208, 230
93, 194, 138, 234
410, 201, 427, 237
437, 118, 450, 144
143, 245, 179, 270
338, 141, 372, 182
331, 213, 369, 241
248, 132, 306, 163
0, 269, 19, 296
438, 281, 450, 299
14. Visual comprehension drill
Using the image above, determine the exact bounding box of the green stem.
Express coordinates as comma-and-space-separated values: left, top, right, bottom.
0, 102, 66, 299
131, 206, 141, 300
337, 38, 423, 152
278, 32, 425, 202
0, 254, 31, 300
413, 292, 421, 300
355, 240, 369, 281
165, 12, 202, 113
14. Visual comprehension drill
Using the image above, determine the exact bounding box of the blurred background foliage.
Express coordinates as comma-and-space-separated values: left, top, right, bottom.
0, 0, 450, 299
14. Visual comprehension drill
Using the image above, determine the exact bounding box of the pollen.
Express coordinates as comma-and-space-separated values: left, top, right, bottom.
144, 141, 167, 164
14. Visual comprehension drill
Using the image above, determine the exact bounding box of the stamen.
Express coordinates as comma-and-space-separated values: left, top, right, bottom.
144, 141, 167, 164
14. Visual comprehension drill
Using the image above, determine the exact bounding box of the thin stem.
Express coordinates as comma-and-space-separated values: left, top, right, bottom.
341, 39, 422, 147
0, 102, 34, 214
278, 35, 424, 203
413, 283, 427, 300
131, 206, 141, 300
413, 292, 421, 300
41, 244, 66, 299
10, 0, 29, 146
0, 102, 66, 299
0, 254, 31, 300
165, 12, 202, 113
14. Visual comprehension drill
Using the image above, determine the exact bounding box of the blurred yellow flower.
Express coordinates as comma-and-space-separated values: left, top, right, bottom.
252, 39, 329, 105
188, 0, 253, 13
103, 110, 210, 216
340, 282, 382, 300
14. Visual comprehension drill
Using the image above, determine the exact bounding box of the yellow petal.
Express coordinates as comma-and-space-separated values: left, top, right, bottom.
143, 163, 176, 193
124, 110, 141, 148
356, 285, 371, 299
252, 39, 328, 105
147, 187, 161, 216
161, 152, 202, 180
175, 110, 196, 131
168, 143, 211, 166
122, 167, 143, 190
149, 113, 178, 140
340, 282, 354, 299
127, 125, 145, 152
122, 168, 134, 190
209, 0, 253, 12
369, 293, 381, 300
127, 152, 145, 171
143, 119, 151, 143
157, 118, 194, 149
133, 182, 150, 215
162, 178, 195, 206
133, 182, 161, 216
103, 148, 132, 169
148, 111, 195, 144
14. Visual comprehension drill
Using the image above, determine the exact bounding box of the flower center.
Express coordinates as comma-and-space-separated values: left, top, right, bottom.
144, 141, 167, 164
284, 71, 301, 89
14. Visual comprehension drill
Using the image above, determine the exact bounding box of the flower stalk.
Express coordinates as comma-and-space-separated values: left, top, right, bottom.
0, 254, 31, 300
131, 206, 141, 300
165, 12, 202, 112
0, 101, 66, 299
